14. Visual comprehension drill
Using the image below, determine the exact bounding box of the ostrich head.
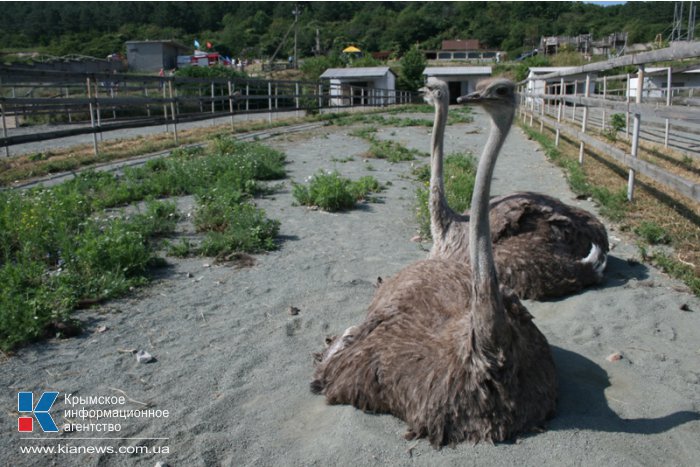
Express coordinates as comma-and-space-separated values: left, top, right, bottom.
419, 77, 449, 106
457, 78, 516, 121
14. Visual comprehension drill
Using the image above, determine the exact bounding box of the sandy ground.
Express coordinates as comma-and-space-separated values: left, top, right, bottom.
1, 108, 699, 467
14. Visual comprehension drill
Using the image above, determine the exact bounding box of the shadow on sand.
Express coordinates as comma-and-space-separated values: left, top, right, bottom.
549, 346, 700, 434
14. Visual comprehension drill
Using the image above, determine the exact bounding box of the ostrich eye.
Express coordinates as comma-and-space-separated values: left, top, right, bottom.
495, 86, 508, 96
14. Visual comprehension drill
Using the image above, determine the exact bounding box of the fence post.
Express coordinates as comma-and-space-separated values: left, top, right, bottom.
295, 82, 300, 117
539, 85, 545, 132
86, 77, 99, 156
93, 79, 102, 140
664, 67, 672, 148
1, 102, 9, 157
144, 83, 151, 117
625, 73, 630, 140
318, 84, 323, 110
268, 82, 273, 124
578, 73, 591, 165
571, 79, 577, 122
245, 83, 250, 113
211, 81, 215, 115
11, 87, 18, 127
627, 65, 644, 202
168, 79, 178, 144
555, 78, 564, 146
162, 77, 169, 133
601, 76, 607, 131
228, 80, 235, 131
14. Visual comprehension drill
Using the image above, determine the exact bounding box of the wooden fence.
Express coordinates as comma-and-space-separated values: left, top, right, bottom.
519, 41, 700, 204
0, 66, 416, 157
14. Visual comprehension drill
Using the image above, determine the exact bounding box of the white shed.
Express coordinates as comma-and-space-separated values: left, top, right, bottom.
526, 67, 597, 106
422, 66, 492, 103
319, 67, 397, 106
628, 67, 700, 99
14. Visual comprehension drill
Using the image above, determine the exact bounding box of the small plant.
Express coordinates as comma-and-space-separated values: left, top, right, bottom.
590, 186, 628, 221
634, 221, 671, 245
605, 113, 626, 141
293, 171, 383, 211
650, 252, 700, 296
367, 139, 427, 163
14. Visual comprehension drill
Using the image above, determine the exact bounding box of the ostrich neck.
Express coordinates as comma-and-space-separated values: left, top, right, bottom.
468, 108, 513, 344
429, 98, 455, 243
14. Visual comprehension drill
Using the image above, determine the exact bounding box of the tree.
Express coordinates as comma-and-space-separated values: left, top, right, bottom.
398, 46, 426, 92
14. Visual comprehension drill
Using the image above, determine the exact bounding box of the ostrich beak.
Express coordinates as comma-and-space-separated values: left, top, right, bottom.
456, 90, 483, 104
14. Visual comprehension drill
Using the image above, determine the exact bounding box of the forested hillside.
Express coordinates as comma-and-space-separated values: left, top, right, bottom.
0, 2, 679, 60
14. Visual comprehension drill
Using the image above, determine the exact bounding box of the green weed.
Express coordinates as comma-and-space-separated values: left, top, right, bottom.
293, 171, 383, 211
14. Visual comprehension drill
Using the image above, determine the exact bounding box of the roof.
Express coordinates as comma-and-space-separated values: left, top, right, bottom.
528, 67, 577, 74
125, 40, 189, 51
320, 67, 395, 79
342, 45, 361, 53
423, 66, 492, 76
442, 39, 482, 51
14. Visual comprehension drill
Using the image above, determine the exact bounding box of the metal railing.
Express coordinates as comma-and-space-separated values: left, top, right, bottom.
0, 66, 417, 157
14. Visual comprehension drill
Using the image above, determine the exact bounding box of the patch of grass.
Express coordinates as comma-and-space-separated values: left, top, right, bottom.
349, 126, 378, 139
198, 203, 280, 258
0, 139, 287, 350
366, 139, 427, 162
651, 252, 700, 295
414, 153, 477, 238
292, 171, 383, 211
634, 221, 671, 245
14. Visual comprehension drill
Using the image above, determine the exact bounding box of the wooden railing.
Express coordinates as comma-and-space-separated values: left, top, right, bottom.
519, 42, 700, 204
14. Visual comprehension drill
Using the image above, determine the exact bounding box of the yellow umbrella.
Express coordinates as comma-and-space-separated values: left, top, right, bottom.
343, 45, 361, 53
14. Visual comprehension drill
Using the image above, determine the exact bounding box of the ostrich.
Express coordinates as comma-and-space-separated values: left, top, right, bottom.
420, 77, 608, 300
310, 80, 557, 447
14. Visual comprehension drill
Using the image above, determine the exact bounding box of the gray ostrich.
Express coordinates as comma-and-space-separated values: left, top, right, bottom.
310, 79, 557, 447
421, 77, 608, 300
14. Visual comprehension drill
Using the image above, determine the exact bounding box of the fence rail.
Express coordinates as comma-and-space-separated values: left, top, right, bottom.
0, 66, 416, 157
519, 43, 700, 204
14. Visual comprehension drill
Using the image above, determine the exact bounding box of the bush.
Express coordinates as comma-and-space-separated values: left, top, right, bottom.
634, 221, 670, 245
293, 171, 383, 211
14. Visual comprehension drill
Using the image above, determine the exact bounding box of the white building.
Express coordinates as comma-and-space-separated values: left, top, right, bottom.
627, 67, 700, 99
319, 67, 396, 106
525, 67, 598, 107
422, 66, 492, 103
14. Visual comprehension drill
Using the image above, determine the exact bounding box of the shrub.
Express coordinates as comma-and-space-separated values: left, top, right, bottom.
634, 221, 670, 245
293, 171, 383, 211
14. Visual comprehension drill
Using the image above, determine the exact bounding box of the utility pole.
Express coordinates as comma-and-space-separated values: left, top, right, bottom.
293, 3, 301, 69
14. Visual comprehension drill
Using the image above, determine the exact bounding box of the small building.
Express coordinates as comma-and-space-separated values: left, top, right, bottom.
525, 67, 597, 105
628, 67, 700, 99
422, 66, 492, 103
424, 39, 502, 62
125, 40, 190, 72
319, 67, 396, 106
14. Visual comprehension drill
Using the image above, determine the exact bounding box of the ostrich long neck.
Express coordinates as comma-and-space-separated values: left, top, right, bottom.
469, 107, 513, 345
429, 94, 455, 243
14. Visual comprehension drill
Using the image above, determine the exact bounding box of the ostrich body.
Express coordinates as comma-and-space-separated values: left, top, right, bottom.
421, 77, 608, 300
311, 80, 557, 447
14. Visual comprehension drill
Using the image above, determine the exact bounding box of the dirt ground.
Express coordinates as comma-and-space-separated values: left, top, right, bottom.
1, 107, 699, 466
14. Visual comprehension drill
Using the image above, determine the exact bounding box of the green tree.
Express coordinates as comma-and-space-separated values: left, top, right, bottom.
398, 46, 426, 92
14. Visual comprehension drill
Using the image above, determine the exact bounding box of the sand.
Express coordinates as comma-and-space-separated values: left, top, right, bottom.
1, 108, 699, 467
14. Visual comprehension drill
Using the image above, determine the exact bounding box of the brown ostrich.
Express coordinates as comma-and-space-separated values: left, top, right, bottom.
310, 79, 557, 447
421, 77, 608, 300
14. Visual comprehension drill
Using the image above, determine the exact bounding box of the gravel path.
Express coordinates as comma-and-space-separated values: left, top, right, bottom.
1, 107, 698, 467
